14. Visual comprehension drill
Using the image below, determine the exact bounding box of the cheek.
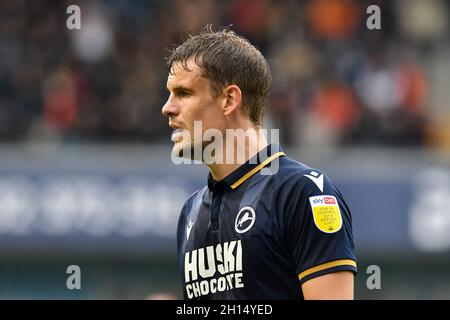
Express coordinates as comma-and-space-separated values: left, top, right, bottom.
179, 100, 204, 136
185, 98, 210, 120
184, 105, 204, 129
184, 96, 224, 131
205, 101, 225, 127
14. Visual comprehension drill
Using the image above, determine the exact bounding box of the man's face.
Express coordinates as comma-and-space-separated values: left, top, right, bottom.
162, 59, 226, 159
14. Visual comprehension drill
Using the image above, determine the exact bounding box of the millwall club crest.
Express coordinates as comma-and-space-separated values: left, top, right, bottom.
235, 206, 256, 234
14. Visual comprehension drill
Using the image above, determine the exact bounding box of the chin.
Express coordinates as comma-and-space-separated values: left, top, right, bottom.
171, 142, 184, 158
172, 141, 203, 161
172, 141, 192, 159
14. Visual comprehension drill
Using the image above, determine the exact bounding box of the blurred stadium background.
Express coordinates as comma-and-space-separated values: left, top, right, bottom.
0, 0, 449, 299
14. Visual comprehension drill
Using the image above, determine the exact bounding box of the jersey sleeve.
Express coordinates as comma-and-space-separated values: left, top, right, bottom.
176, 191, 200, 300
283, 171, 357, 285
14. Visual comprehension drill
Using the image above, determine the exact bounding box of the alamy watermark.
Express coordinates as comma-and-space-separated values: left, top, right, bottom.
66, 265, 81, 290
66, 5, 81, 30
169, 121, 281, 175
366, 265, 381, 290
66, 4, 381, 31
366, 5, 381, 30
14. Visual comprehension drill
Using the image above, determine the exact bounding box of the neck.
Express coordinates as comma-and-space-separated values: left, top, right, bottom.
207, 127, 268, 181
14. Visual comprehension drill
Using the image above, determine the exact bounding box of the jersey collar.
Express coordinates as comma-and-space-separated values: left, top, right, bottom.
207, 144, 285, 192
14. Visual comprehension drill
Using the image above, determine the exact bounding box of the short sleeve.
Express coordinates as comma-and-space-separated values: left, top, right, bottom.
283, 172, 357, 285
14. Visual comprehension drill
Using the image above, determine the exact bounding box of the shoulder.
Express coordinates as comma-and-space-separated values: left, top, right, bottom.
177, 186, 206, 234
274, 156, 328, 193
273, 156, 353, 234
181, 186, 206, 210
271, 156, 345, 213
179, 185, 209, 220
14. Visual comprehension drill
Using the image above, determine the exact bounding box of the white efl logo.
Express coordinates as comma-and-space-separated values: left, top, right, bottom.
304, 171, 324, 193
235, 206, 256, 234
186, 219, 194, 240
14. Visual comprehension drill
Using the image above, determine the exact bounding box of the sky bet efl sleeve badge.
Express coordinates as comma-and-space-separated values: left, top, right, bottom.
309, 195, 342, 233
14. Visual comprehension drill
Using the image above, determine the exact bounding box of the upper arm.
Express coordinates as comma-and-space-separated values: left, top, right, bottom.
301, 271, 354, 300
280, 171, 357, 292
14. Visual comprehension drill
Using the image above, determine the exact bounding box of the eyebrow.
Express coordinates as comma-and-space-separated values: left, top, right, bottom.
166, 85, 194, 93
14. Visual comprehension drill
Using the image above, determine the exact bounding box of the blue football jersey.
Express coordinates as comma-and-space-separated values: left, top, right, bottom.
177, 144, 357, 299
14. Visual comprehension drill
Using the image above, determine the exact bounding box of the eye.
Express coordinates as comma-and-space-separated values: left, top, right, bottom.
178, 90, 190, 97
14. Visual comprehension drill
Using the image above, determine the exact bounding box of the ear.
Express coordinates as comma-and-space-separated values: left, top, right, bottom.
222, 85, 242, 117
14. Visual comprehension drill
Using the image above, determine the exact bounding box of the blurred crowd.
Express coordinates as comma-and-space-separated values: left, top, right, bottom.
0, 0, 449, 149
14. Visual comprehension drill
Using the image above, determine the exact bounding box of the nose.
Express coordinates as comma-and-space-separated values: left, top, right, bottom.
162, 95, 178, 118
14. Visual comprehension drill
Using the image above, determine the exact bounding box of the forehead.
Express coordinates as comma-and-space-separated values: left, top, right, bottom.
167, 60, 207, 88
